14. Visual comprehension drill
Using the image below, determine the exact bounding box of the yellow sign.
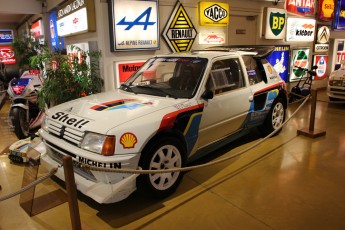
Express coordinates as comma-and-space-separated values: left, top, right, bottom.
199, 2, 229, 26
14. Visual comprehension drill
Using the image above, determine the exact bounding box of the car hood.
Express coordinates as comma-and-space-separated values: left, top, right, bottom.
46, 90, 188, 133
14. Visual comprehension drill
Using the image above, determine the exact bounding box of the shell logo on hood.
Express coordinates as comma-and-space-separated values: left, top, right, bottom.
120, 132, 138, 149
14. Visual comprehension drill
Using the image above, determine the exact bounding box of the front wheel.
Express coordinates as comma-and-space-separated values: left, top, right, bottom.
137, 137, 186, 198
259, 97, 286, 137
11, 107, 29, 139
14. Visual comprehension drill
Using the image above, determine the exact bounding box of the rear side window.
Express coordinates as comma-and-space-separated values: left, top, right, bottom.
243, 55, 264, 85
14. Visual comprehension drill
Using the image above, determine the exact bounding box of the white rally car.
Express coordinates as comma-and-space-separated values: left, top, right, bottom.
327, 60, 345, 101
39, 46, 288, 203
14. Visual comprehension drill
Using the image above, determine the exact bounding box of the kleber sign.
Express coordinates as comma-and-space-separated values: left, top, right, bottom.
333, 0, 345, 30
115, 60, 145, 86
110, 0, 159, 51
263, 8, 286, 39
199, 2, 229, 26
286, 18, 316, 42
57, 0, 96, 37
318, 0, 335, 21
0, 46, 16, 65
199, 33, 225, 44
0, 30, 13, 44
162, 2, 197, 52
285, 0, 315, 16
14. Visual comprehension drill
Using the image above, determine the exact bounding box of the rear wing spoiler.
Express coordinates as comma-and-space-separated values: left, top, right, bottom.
202, 45, 275, 59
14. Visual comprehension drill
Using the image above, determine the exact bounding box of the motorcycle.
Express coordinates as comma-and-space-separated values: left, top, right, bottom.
7, 70, 45, 139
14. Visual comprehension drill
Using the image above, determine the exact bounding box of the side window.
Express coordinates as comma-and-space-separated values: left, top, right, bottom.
243, 55, 264, 85
207, 58, 244, 95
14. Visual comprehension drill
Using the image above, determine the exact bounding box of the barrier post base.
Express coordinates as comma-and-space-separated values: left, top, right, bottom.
297, 128, 326, 139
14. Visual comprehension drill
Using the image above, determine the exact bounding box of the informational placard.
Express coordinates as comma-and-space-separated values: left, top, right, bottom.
31, 19, 43, 38
199, 2, 229, 26
115, 60, 146, 87
56, 0, 96, 37
286, 18, 316, 42
109, 0, 159, 51
199, 33, 225, 44
318, 0, 335, 21
313, 55, 328, 79
285, 0, 315, 16
314, 25, 330, 52
162, 1, 197, 52
0, 45, 16, 64
262, 8, 286, 39
290, 48, 310, 81
0, 30, 13, 44
48, 10, 65, 50
333, 0, 345, 30
266, 45, 290, 82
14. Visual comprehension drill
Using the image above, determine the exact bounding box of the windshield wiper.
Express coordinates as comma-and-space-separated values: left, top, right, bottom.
120, 83, 133, 92
135, 85, 177, 98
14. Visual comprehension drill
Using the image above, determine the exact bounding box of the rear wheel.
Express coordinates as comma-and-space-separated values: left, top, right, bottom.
12, 107, 29, 139
137, 137, 186, 198
259, 97, 285, 137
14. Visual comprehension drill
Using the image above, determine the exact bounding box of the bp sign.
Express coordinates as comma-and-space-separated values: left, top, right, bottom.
263, 8, 286, 39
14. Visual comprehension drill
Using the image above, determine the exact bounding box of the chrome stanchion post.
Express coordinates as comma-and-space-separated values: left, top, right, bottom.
297, 89, 326, 138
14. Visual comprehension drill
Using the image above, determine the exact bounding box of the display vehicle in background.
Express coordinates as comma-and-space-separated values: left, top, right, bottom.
38, 46, 288, 203
327, 60, 345, 101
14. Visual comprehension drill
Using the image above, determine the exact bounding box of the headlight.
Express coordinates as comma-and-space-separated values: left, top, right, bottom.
81, 132, 115, 156
41, 115, 49, 132
329, 80, 343, 87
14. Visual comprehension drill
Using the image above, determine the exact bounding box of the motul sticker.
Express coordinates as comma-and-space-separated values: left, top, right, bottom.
162, 2, 197, 52
199, 2, 229, 26
199, 33, 225, 44
285, 0, 315, 16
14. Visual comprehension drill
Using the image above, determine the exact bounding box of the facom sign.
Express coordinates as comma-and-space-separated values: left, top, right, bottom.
285, 0, 315, 16
162, 2, 197, 52
286, 18, 316, 42
110, 0, 159, 51
263, 8, 286, 39
199, 2, 229, 26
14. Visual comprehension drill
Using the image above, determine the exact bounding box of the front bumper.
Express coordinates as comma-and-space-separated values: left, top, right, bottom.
327, 86, 345, 100
38, 129, 141, 203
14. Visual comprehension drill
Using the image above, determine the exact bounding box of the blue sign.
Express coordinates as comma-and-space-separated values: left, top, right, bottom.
333, 0, 345, 30
48, 10, 65, 50
0, 30, 13, 43
266, 45, 290, 82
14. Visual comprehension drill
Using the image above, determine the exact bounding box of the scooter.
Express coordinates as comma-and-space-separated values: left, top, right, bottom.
7, 70, 45, 139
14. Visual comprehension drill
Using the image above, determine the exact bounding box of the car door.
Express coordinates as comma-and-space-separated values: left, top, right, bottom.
197, 58, 253, 149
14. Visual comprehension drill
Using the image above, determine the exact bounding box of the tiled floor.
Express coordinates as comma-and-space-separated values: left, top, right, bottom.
1, 89, 345, 230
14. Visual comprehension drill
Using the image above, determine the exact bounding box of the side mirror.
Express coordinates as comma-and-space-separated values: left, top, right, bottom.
201, 89, 214, 101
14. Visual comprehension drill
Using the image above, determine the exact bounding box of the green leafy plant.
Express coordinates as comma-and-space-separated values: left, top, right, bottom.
29, 45, 103, 109
12, 37, 42, 70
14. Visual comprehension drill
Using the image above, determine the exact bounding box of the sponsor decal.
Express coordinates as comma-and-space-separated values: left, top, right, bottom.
0, 46, 16, 65
333, 0, 345, 30
120, 132, 138, 149
286, 18, 316, 41
0, 30, 13, 44
285, 0, 315, 16
266, 45, 290, 82
318, 0, 335, 21
51, 111, 90, 128
263, 8, 286, 39
162, 2, 197, 52
90, 99, 153, 111
111, 0, 159, 51
77, 156, 122, 168
199, 33, 225, 44
313, 55, 328, 79
290, 48, 310, 81
199, 2, 229, 26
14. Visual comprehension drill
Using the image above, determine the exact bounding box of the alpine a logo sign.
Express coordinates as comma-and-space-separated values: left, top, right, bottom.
286, 18, 316, 41
199, 2, 229, 26
263, 8, 286, 39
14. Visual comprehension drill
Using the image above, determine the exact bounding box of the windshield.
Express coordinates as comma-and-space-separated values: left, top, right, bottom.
121, 57, 208, 98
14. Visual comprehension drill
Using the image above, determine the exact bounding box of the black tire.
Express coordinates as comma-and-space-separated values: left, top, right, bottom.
259, 97, 286, 137
12, 107, 29, 139
137, 136, 186, 198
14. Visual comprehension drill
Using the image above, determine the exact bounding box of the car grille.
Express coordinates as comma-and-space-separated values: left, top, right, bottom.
44, 140, 97, 182
47, 118, 84, 146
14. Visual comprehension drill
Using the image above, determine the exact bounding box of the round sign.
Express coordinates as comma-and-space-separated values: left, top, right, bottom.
317, 26, 330, 44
